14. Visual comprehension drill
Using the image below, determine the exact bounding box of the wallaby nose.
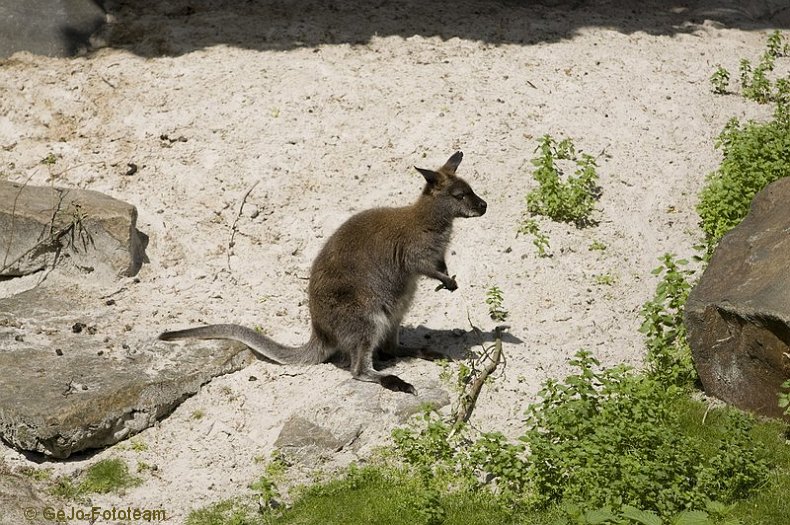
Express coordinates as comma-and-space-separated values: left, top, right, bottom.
478, 198, 488, 215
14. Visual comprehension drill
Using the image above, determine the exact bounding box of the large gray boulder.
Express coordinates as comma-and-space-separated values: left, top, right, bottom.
685, 177, 790, 419
0, 0, 105, 58
0, 181, 145, 279
0, 283, 254, 458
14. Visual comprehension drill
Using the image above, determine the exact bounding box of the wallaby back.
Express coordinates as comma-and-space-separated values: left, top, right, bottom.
159, 151, 487, 394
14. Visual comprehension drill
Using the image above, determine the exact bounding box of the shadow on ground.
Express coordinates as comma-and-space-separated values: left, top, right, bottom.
104, 0, 790, 57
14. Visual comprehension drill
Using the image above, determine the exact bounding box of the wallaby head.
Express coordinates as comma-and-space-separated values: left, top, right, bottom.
415, 151, 488, 219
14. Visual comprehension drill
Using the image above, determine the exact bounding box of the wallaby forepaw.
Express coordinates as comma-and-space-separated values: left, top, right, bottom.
380, 375, 417, 395
435, 275, 458, 292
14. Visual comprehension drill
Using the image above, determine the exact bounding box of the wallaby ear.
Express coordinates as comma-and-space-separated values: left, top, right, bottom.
441, 151, 463, 175
415, 166, 440, 185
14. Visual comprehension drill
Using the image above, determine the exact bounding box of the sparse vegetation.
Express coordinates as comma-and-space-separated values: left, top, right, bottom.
710, 65, 730, 94
523, 135, 601, 227
52, 458, 141, 500
186, 499, 266, 525
639, 254, 697, 389
485, 285, 508, 323
40, 152, 59, 165
588, 239, 607, 252
592, 272, 616, 286
700, 31, 790, 256
697, 115, 790, 255
130, 438, 148, 452
518, 217, 551, 257
519, 135, 601, 257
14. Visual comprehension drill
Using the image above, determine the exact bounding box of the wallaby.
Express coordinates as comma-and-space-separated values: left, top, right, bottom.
159, 151, 487, 394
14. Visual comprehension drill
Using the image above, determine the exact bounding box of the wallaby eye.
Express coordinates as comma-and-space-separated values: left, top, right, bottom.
452, 192, 466, 200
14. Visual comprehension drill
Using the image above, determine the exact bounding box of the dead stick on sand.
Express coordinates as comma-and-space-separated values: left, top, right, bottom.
227, 180, 260, 271
451, 325, 505, 433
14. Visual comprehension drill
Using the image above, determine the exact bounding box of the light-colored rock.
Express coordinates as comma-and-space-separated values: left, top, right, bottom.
275, 378, 449, 464
0, 282, 255, 458
0, 181, 145, 279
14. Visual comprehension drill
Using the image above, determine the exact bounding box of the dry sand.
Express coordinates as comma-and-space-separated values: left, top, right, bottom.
0, 0, 786, 522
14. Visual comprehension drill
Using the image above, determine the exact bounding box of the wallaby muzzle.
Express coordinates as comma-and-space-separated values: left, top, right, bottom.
468, 194, 487, 217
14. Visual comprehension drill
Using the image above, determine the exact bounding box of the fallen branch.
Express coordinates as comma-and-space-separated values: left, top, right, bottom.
451, 325, 505, 430
227, 180, 260, 270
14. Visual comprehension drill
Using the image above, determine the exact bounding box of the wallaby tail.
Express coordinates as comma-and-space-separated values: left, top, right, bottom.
158, 324, 325, 365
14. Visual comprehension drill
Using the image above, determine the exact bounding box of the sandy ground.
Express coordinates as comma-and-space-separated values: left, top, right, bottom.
0, 0, 786, 522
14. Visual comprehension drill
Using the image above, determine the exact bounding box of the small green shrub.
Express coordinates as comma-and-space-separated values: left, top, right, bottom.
521, 350, 769, 518
737, 32, 789, 104
592, 273, 616, 286
710, 65, 730, 94
779, 380, 790, 416
588, 240, 607, 252
700, 31, 790, 255
766, 30, 790, 60
696, 115, 790, 255
518, 217, 551, 257
524, 135, 601, 227
739, 57, 773, 104
639, 254, 697, 389
485, 285, 508, 322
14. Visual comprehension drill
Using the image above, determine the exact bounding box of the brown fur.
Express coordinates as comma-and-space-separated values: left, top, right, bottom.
159, 151, 487, 394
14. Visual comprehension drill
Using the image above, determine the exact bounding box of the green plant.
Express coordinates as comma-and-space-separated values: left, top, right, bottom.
766, 30, 790, 60
392, 410, 461, 480
736, 32, 790, 105
779, 380, 790, 416
486, 285, 509, 322
559, 501, 736, 525
79, 458, 142, 494
524, 135, 601, 227
250, 452, 289, 511
710, 65, 730, 94
639, 254, 697, 389
696, 114, 790, 255
40, 152, 59, 165
51, 477, 82, 500
739, 57, 772, 103
588, 240, 607, 252
130, 438, 147, 452
136, 461, 155, 473
521, 350, 769, 518
21, 467, 53, 481
186, 499, 264, 525
518, 217, 551, 257
53, 458, 141, 499
592, 273, 616, 286
250, 475, 281, 511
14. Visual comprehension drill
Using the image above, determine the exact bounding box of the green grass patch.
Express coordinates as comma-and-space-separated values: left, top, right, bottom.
51, 458, 141, 500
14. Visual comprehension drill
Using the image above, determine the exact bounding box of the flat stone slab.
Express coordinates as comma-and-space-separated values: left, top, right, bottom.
0, 282, 254, 458
275, 378, 449, 465
0, 181, 146, 279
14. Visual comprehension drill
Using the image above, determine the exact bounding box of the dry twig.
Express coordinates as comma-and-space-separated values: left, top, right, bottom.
227, 181, 260, 270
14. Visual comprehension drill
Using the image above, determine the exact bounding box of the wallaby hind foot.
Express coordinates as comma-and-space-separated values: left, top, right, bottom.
159, 151, 486, 394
